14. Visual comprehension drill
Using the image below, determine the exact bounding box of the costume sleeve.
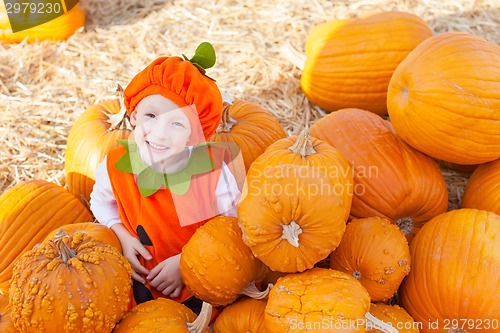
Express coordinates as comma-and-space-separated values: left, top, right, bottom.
89, 156, 122, 228
216, 161, 241, 217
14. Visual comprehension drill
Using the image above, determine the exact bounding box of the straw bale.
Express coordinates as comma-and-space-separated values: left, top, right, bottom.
1, 0, 499, 210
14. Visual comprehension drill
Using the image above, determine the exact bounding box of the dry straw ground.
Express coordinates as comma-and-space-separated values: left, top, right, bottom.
0, 0, 499, 209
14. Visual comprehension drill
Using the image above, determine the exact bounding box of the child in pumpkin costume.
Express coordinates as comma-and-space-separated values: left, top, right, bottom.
90, 44, 242, 313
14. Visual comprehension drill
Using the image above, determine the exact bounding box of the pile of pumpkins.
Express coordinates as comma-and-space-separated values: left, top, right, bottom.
1, 9, 499, 333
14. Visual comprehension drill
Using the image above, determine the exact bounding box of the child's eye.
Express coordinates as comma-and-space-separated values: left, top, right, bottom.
173, 122, 185, 128
145, 113, 156, 118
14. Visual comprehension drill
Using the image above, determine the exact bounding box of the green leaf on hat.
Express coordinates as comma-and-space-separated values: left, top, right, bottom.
189, 42, 216, 69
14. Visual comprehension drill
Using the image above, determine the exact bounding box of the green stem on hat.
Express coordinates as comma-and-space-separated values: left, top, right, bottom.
182, 42, 217, 80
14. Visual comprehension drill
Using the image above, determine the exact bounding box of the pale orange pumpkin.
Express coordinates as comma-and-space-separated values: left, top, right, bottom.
210, 96, 287, 173
180, 216, 270, 307
310, 108, 448, 240
213, 297, 268, 333
65, 94, 132, 206
264, 268, 371, 332
0, 290, 16, 333
399, 209, 500, 333
300, 11, 432, 115
387, 32, 500, 165
238, 163, 350, 273
367, 303, 419, 333
461, 158, 500, 215
0, 180, 93, 284
0, 0, 85, 43
113, 298, 211, 333
10, 230, 132, 333
330, 217, 411, 302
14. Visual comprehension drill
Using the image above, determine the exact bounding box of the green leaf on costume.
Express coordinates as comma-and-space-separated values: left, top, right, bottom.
189, 42, 216, 69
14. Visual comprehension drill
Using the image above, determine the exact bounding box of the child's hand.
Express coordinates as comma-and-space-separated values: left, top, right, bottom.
111, 223, 152, 284
146, 254, 183, 298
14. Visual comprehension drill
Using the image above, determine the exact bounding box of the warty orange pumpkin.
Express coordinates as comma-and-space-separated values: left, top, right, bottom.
309, 108, 448, 240
367, 303, 419, 333
213, 297, 268, 333
299, 11, 432, 115
113, 298, 211, 333
399, 209, 500, 333
0, 0, 85, 43
0, 179, 93, 285
65, 90, 132, 206
387, 32, 500, 165
330, 217, 411, 302
9, 230, 132, 333
461, 158, 500, 215
180, 216, 270, 307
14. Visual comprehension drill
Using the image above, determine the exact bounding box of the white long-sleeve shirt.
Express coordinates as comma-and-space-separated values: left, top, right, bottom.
90, 155, 241, 228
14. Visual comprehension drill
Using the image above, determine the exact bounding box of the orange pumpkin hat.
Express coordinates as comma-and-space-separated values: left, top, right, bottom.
124, 54, 222, 141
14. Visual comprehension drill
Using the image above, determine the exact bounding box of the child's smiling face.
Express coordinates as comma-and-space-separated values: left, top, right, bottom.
130, 94, 192, 171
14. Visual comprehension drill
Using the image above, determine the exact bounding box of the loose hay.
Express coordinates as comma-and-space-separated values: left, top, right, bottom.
1, 0, 499, 210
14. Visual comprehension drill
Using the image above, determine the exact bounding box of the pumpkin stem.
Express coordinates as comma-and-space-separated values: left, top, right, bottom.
352, 271, 362, 280
241, 280, 273, 299
281, 39, 306, 70
395, 217, 414, 235
288, 129, 316, 157
186, 302, 212, 333
216, 101, 238, 133
365, 312, 399, 333
53, 229, 76, 263
106, 84, 132, 132
281, 220, 302, 247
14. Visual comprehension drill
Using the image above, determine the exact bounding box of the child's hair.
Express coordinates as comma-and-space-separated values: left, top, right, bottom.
123, 55, 223, 142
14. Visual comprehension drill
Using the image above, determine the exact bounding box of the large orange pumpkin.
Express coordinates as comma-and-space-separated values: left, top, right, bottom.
180, 216, 269, 307
10, 230, 132, 333
0, 179, 93, 284
399, 209, 500, 333
330, 217, 411, 302
65, 95, 132, 205
264, 268, 371, 332
238, 163, 350, 273
213, 297, 268, 333
0, 0, 85, 43
113, 298, 211, 333
300, 11, 432, 115
461, 158, 500, 215
310, 108, 448, 239
387, 32, 500, 165
210, 96, 287, 173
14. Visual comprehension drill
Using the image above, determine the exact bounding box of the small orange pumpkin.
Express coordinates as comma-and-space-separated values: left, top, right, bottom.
10, 230, 132, 333
65, 93, 132, 206
113, 298, 211, 333
213, 297, 268, 333
387, 32, 500, 165
0, 290, 16, 333
180, 216, 269, 307
367, 303, 419, 333
399, 209, 500, 333
330, 217, 411, 302
461, 158, 500, 215
0, 180, 93, 284
0, 1, 85, 43
301, 11, 432, 115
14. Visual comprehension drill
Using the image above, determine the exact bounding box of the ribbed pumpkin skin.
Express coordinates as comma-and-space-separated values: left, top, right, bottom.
10, 231, 132, 333
180, 216, 265, 306
42, 221, 122, 252
387, 32, 500, 165
65, 99, 131, 205
301, 11, 432, 115
0, 3, 85, 43
399, 209, 500, 333
210, 98, 287, 172
367, 303, 419, 333
265, 268, 370, 333
310, 108, 448, 238
329, 217, 411, 302
213, 297, 267, 333
0, 180, 93, 284
461, 158, 500, 215
113, 298, 209, 333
